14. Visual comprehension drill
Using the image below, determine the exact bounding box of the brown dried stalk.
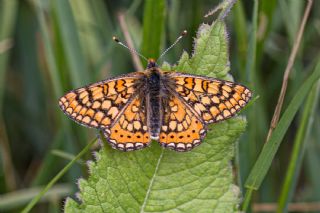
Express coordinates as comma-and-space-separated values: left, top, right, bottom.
266, 0, 313, 141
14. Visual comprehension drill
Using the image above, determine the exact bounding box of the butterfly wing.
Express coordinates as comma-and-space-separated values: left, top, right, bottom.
158, 95, 206, 152
104, 96, 150, 151
167, 72, 252, 124
158, 72, 251, 152
59, 73, 139, 129
59, 72, 150, 151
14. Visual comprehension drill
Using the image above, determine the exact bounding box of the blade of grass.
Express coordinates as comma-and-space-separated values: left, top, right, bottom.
52, 0, 89, 87
245, 0, 258, 84
279, 0, 304, 45
0, 121, 16, 190
117, 12, 143, 71
254, 202, 320, 212
232, 1, 247, 74
266, 0, 313, 141
0, 0, 18, 191
305, 116, 320, 200
127, 0, 143, 16
35, 0, 62, 98
0, 0, 17, 111
22, 137, 98, 213
141, 0, 165, 64
0, 183, 72, 211
255, 0, 277, 66
242, 58, 320, 211
93, 0, 143, 78
243, 1, 313, 210
30, 0, 79, 186
277, 80, 320, 212
239, 0, 259, 207
31, 130, 66, 185
51, 149, 85, 165
79, 0, 116, 78
70, 0, 125, 83
70, 0, 107, 68
52, 0, 92, 170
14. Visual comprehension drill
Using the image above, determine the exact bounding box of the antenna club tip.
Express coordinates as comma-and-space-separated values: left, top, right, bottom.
181, 30, 187, 36
112, 36, 120, 42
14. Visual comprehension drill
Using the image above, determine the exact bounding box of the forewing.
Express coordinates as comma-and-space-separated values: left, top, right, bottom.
169, 72, 252, 124
159, 95, 206, 152
104, 96, 150, 151
58, 73, 141, 129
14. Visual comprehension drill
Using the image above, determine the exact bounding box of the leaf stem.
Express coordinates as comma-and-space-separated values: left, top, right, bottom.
242, 188, 253, 211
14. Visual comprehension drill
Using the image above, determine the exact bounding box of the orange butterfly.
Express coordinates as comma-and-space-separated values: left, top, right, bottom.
59, 58, 252, 152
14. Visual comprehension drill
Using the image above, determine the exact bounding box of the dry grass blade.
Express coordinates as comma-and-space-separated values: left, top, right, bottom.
117, 12, 144, 71
0, 38, 13, 54
0, 119, 17, 190
266, 0, 313, 141
0, 0, 18, 191
253, 202, 320, 212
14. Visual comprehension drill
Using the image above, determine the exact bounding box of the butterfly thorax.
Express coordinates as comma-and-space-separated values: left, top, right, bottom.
145, 66, 163, 140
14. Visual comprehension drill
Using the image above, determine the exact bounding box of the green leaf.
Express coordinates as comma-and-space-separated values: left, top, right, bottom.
174, 22, 230, 79
65, 2, 247, 212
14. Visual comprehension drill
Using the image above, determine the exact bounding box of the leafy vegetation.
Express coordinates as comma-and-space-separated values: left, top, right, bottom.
64, 11, 246, 211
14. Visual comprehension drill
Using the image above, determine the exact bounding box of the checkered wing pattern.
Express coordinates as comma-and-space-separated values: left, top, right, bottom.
58, 72, 150, 151
170, 73, 252, 124
159, 95, 206, 151
104, 96, 150, 151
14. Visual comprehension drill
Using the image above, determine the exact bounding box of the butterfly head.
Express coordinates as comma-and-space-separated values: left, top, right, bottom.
147, 58, 158, 69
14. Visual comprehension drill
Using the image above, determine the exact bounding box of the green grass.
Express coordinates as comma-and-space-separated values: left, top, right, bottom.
243, 57, 320, 210
277, 78, 320, 212
0, 0, 320, 212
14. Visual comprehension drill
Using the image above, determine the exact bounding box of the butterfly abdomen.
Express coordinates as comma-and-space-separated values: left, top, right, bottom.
147, 69, 162, 140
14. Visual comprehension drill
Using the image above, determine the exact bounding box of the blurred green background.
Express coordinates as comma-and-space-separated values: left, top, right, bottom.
0, 0, 319, 212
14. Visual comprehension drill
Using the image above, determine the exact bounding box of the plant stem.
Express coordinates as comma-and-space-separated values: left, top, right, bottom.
21, 137, 97, 213
242, 188, 253, 211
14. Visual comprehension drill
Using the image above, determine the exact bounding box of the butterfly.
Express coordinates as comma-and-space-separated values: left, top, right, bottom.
59, 58, 252, 152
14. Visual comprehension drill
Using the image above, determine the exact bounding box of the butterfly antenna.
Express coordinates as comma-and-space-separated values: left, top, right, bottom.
157, 30, 187, 63
112, 36, 148, 62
